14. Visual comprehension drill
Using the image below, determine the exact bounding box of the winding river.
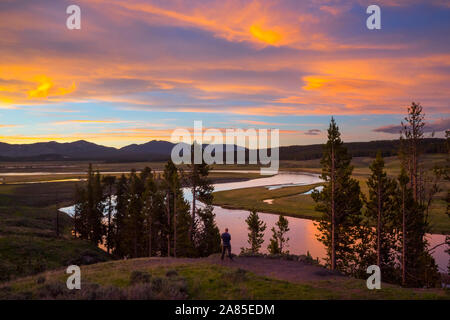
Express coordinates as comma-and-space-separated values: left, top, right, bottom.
60, 172, 448, 272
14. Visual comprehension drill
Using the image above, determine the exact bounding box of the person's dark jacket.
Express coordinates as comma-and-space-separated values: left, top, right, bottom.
221, 232, 231, 246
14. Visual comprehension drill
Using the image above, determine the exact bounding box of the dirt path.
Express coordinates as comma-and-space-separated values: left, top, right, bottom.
208, 256, 345, 283
131, 256, 344, 284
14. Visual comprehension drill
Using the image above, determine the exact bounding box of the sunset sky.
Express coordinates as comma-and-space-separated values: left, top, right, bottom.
0, 0, 449, 147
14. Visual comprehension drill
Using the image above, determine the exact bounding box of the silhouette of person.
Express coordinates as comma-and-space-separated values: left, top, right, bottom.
221, 228, 233, 261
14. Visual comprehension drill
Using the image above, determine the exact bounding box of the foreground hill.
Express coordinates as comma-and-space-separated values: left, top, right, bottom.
1, 256, 448, 300
0, 182, 110, 282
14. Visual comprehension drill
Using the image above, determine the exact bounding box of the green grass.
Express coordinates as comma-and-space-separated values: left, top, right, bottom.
1, 258, 448, 300
213, 184, 324, 220
0, 169, 265, 185
0, 182, 110, 282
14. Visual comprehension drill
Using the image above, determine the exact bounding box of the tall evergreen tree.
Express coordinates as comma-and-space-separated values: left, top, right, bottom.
74, 164, 105, 245
312, 118, 363, 273
142, 169, 165, 257
185, 146, 211, 242
73, 183, 87, 238
127, 170, 145, 258
242, 210, 266, 254
365, 151, 399, 281
445, 130, 450, 274
396, 168, 440, 287
196, 205, 221, 256
112, 174, 129, 257
398, 104, 439, 287
184, 147, 220, 257
400, 102, 425, 202
398, 168, 409, 285
102, 175, 116, 254
163, 161, 192, 257
268, 215, 290, 255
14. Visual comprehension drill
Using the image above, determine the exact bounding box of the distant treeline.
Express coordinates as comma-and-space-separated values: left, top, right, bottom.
278, 138, 446, 161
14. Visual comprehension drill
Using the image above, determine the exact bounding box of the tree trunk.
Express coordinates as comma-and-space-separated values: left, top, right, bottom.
412, 143, 417, 201
402, 185, 406, 286
377, 175, 381, 267
107, 186, 112, 254
55, 192, 60, 237
173, 188, 177, 258
331, 144, 336, 271
56, 206, 60, 237
167, 191, 171, 257
189, 185, 196, 241
148, 218, 152, 257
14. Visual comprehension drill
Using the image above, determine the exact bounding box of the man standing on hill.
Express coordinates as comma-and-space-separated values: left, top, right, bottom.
221, 228, 233, 261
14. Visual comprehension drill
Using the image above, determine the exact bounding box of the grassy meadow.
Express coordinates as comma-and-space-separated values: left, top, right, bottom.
0, 182, 110, 282
1, 257, 448, 300
213, 184, 324, 220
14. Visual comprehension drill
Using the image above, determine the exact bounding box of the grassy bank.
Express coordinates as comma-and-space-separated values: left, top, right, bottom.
214, 184, 324, 220
1, 257, 448, 300
0, 168, 265, 184
0, 182, 110, 282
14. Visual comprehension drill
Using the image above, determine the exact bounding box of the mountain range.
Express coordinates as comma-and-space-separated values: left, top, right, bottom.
0, 138, 446, 162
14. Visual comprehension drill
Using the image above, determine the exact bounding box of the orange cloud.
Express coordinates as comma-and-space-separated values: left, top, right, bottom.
28, 76, 76, 99
249, 24, 282, 45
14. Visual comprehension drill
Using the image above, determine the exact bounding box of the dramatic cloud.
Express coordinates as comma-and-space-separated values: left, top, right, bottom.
304, 129, 322, 136
373, 118, 450, 134
0, 0, 449, 146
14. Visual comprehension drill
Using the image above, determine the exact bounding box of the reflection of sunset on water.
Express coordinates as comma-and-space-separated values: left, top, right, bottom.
213, 206, 328, 259
210, 174, 332, 263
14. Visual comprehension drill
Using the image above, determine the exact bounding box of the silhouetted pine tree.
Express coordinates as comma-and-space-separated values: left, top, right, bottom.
396, 169, 439, 287
196, 205, 221, 256
185, 143, 211, 242
126, 170, 145, 258
102, 175, 116, 254
142, 168, 165, 257
184, 147, 221, 257
194, 166, 221, 257
364, 151, 400, 282
268, 215, 290, 255
73, 183, 87, 238
242, 210, 266, 254
312, 118, 363, 273
112, 174, 129, 257
91, 169, 105, 245
73, 164, 104, 245
445, 131, 450, 274
399, 104, 440, 287
163, 160, 192, 257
